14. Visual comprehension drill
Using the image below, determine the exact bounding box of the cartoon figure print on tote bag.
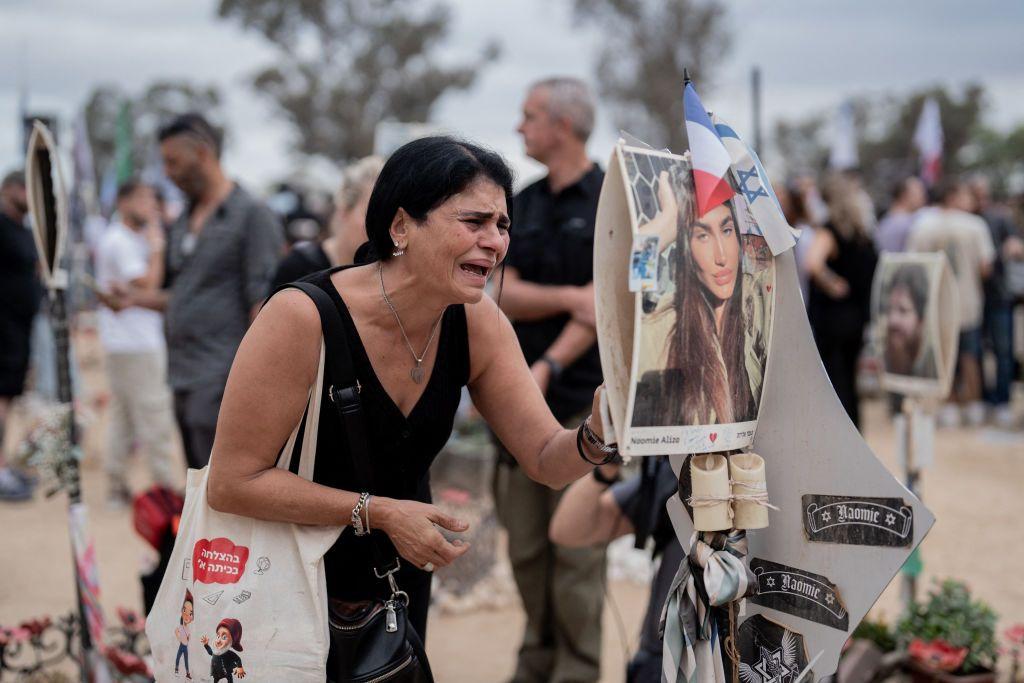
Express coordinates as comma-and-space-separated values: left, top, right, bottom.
146, 336, 343, 682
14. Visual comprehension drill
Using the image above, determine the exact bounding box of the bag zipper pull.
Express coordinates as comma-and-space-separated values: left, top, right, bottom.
385, 600, 398, 633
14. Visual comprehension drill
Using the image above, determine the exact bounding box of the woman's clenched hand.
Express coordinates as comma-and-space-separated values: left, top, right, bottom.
372, 498, 471, 570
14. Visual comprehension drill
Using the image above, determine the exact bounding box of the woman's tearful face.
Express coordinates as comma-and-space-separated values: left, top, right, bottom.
412, 179, 510, 304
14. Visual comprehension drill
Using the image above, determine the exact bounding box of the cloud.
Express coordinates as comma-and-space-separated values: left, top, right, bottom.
1, 0, 1021, 190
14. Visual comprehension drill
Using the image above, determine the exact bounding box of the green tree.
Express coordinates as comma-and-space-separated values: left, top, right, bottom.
83, 80, 221, 185
957, 123, 1024, 196
774, 115, 829, 176
217, 0, 499, 162
861, 84, 985, 183
771, 83, 995, 200
573, 0, 731, 152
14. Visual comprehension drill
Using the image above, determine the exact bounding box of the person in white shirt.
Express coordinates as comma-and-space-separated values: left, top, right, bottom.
96, 181, 177, 505
907, 178, 996, 427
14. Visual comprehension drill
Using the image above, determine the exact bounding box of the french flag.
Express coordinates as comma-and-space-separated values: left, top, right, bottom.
683, 82, 733, 217
913, 97, 943, 187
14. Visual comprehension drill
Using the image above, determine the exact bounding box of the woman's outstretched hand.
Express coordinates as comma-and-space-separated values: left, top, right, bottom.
638, 171, 679, 253
372, 498, 471, 571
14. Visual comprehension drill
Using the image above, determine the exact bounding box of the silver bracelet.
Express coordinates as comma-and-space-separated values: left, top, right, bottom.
582, 416, 618, 458
351, 492, 370, 536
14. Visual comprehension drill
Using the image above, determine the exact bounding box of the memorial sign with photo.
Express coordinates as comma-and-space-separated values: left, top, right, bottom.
594, 84, 935, 682
870, 252, 958, 398
594, 142, 775, 455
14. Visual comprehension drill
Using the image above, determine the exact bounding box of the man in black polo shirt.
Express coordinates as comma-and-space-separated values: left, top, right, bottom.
495, 77, 606, 683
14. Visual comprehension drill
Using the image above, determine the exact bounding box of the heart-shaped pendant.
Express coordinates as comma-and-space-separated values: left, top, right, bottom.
410, 364, 425, 383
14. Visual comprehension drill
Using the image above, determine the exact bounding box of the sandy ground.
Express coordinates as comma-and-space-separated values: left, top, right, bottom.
1, 332, 1022, 682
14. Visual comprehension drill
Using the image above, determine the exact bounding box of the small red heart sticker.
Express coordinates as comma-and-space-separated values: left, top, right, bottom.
766, 284, 772, 292
709, 432, 718, 443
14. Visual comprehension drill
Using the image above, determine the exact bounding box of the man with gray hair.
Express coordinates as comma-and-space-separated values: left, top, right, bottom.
495, 76, 607, 683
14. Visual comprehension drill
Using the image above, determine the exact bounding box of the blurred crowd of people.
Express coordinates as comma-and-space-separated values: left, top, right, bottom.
1, 76, 1022, 683
0, 113, 386, 504
779, 170, 1024, 430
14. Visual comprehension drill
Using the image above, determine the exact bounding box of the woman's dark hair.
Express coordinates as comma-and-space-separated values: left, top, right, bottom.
657, 175, 754, 426
363, 136, 514, 262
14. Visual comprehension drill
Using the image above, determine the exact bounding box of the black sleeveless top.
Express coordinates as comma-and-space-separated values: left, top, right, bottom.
301, 267, 470, 635
807, 222, 878, 338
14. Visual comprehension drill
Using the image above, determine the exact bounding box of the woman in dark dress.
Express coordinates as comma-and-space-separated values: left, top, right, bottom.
806, 174, 878, 428
206, 138, 610, 650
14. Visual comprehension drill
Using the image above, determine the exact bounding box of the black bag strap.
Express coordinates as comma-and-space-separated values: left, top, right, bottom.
278, 281, 402, 579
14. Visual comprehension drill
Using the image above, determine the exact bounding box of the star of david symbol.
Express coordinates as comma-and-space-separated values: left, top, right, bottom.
753, 645, 800, 683
737, 166, 769, 204
825, 593, 835, 605
886, 512, 897, 526
821, 511, 831, 522
766, 577, 775, 588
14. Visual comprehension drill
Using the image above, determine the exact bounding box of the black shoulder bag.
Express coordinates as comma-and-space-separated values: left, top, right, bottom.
287, 281, 433, 683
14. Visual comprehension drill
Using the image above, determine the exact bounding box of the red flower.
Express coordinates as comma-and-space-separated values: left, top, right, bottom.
909, 638, 970, 673
1005, 623, 1024, 646
20, 617, 52, 637
9, 627, 31, 643
104, 646, 151, 676
116, 607, 144, 633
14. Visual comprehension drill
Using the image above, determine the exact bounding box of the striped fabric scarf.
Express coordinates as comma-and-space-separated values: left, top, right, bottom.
659, 530, 756, 683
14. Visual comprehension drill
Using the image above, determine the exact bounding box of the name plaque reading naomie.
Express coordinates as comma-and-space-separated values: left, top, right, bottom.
749, 558, 848, 631
802, 494, 913, 547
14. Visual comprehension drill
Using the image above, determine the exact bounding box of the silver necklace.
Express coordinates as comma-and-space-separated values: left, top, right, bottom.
378, 263, 444, 383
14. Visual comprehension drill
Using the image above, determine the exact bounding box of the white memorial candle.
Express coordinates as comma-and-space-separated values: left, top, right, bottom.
730, 452, 769, 529
690, 454, 731, 531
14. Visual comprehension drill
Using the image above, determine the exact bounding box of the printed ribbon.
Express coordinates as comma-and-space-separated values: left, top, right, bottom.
660, 531, 756, 683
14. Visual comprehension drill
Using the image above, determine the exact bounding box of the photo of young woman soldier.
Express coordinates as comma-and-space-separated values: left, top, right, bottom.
627, 153, 774, 440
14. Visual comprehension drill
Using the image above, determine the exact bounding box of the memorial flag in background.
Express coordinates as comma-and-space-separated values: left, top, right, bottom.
913, 98, 943, 187
829, 100, 859, 171
683, 83, 733, 217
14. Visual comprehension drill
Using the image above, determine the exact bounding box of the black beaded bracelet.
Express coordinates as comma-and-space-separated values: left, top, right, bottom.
576, 422, 620, 466
581, 416, 618, 458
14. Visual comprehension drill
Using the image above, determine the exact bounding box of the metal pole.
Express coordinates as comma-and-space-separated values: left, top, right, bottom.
51, 290, 93, 681
901, 398, 919, 606
751, 67, 763, 156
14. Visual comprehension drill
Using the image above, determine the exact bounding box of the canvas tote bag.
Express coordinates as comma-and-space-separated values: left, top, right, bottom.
146, 336, 343, 682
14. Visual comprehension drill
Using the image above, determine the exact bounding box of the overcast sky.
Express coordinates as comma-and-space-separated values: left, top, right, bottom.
2, 0, 1022, 192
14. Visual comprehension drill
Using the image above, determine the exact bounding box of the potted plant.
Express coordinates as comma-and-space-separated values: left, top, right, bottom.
1004, 623, 1024, 683
896, 579, 998, 683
